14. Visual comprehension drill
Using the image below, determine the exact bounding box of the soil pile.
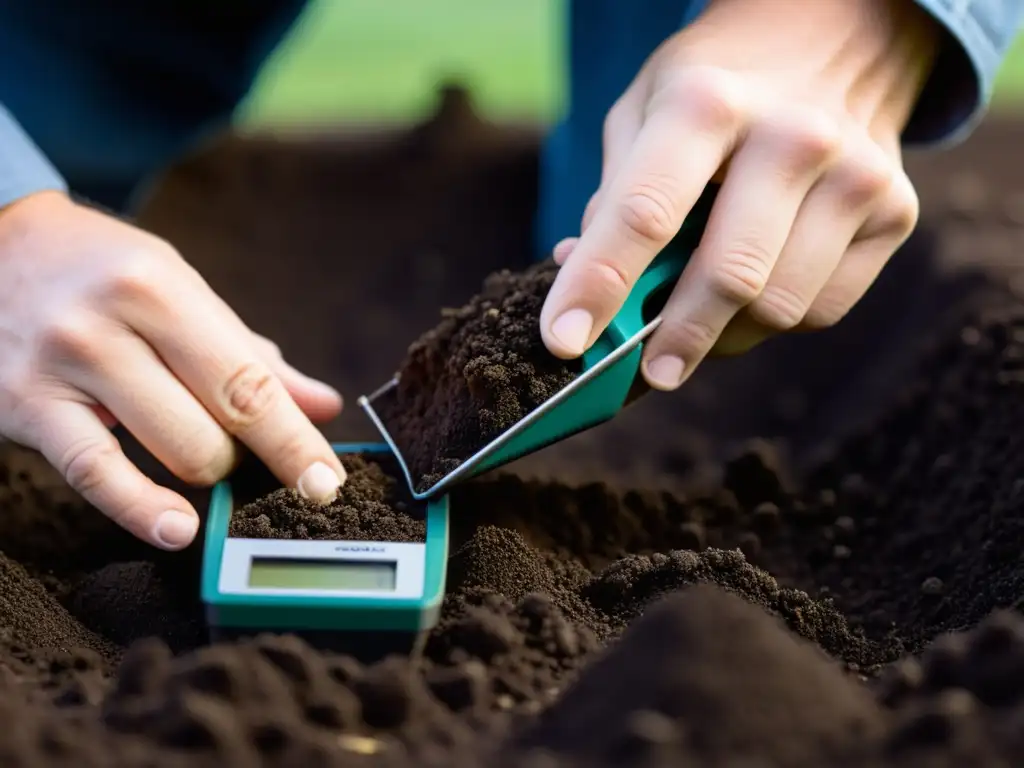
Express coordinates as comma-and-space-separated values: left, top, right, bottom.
517, 584, 884, 767
375, 260, 581, 491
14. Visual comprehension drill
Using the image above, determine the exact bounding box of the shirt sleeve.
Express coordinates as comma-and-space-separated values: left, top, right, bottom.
906, 0, 1024, 148
0, 102, 68, 210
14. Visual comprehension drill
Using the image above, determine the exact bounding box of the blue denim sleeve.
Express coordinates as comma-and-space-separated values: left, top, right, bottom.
908, 0, 1024, 147
0, 103, 67, 209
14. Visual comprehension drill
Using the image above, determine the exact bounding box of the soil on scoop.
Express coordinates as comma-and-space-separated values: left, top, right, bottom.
2, 95, 1024, 766
228, 454, 425, 543
375, 260, 583, 492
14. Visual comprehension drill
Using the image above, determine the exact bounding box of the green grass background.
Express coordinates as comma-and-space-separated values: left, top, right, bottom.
236, 0, 1024, 129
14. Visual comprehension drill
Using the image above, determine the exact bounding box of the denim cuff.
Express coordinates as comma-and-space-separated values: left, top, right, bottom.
0, 103, 67, 209
905, 0, 1023, 148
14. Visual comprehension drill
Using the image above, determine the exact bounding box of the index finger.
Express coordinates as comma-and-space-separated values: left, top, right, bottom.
540, 70, 746, 358
120, 275, 346, 503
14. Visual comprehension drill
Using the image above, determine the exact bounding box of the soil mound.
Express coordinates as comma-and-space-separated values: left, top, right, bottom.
517, 584, 884, 767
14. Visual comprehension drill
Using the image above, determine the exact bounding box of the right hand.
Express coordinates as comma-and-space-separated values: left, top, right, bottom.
0, 191, 347, 550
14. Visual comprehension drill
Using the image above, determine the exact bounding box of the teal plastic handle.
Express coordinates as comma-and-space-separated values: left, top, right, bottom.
581, 183, 718, 371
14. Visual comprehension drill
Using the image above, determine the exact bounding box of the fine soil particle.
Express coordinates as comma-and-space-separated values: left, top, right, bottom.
1, 103, 1024, 766
375, 260, 582, 492
228, 454, 425, 543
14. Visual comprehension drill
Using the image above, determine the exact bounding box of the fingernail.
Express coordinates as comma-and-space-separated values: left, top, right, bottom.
550, 308, 594, 356
155, 510, 199, 549
645, 355, 685, 390
297, 461, 346, 504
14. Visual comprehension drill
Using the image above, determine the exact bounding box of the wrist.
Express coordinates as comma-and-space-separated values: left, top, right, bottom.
689, 0, 941, 135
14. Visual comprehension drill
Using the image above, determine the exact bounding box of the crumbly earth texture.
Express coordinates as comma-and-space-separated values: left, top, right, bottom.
228, 454, 425, 543
2, 99, 1024, 766
376, 259, 582, 492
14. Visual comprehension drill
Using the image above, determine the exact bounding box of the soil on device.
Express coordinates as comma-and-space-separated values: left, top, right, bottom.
228, 454, 426, 543
376, 260, 583, 492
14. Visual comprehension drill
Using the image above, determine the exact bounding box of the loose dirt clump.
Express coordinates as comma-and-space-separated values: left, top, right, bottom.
376, 260, 582, 492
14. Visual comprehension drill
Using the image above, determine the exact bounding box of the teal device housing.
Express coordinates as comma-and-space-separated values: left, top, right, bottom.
201, 442, 450, 634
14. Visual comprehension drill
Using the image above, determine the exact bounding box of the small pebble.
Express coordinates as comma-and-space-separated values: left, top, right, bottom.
337, 735, 386, 755
833, 545, 852, 560
920, 576, 945, 596
960, 326, 982, 346
833, 516, 856, 536
623, 709, 679, 746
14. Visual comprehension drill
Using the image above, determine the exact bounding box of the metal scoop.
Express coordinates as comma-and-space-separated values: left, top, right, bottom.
359, 185, 718, 499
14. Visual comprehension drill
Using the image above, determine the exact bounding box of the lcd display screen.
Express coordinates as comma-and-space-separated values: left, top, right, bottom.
247, 557, 397, 591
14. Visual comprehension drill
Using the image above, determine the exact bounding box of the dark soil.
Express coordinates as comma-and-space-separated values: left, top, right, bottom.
228, 454, 424, 543
375, 260, 582, 491
1, 87, 1024, 765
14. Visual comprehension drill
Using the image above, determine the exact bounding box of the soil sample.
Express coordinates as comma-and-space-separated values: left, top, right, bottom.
228, 454, 425, 543
375, 260, 582, 492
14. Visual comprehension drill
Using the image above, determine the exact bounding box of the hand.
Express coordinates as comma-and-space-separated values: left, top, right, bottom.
0, 191, 347, 550
541, 0, 939, 390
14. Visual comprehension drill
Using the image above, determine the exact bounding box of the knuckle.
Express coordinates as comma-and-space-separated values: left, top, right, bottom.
102, 248, 175, 305
173, 438, 233, 487
879, 174, 920, 241
709, 241, 773, 305
655, 67, 745, 133
774, 112, 841, 171
38, 313, 102, 366
831, 152, 894, 211
61, 435, 120, 497
750, 283, 808, 330
220, 361, 280, 431
659, 317, 719, 355
576, 257, 632, 305
618, 181, 679, 244
802, 294, 851, 330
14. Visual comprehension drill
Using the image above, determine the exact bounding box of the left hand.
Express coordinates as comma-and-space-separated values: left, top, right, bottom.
540, 0, 940, 391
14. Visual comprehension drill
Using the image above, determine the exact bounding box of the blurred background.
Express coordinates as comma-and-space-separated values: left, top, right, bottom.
232, 0, 1024, 131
